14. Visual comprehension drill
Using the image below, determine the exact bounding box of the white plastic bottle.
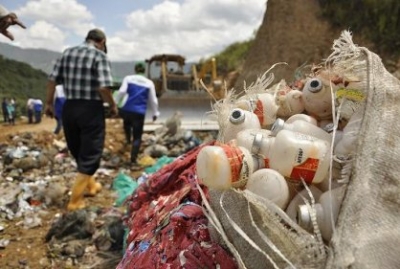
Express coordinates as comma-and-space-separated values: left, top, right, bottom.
296, 185, 346, 242
264, 129, 331, 184
222, 108, 261, 143
245, 168, 290, 209
271, 118, 332, 143
196, 144, 264, 190
285, 185, 323, 221
236, 129, 271, 157
334, 107, 364, 159
235, 93, 279, 128
286, 114, 318, 126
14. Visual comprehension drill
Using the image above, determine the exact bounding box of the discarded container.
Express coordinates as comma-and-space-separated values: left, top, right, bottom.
285, 185, 323, 221
297, 185, 346, 242
334, 106, 363, 159
245, 168, 290, 209
196, 144, 264, 190
286, 113, 318, 126
236, 128, 271, 155
262, 129, 331, 184
302, 76, 333, 121
271, 118, 332, 142
222, 108, 261, 143
235, 93, 279, 128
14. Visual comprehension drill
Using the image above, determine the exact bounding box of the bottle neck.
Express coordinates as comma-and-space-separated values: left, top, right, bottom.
297, 203, 323, 232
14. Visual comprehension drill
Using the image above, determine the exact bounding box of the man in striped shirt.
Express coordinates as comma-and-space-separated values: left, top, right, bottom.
45, 28, 117, 211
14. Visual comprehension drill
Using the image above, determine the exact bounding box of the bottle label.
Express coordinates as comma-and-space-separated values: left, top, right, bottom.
336, 88, 365, 102
264, 158, 270, 168
290, 157, 320, 183
219, 144, 245, 187
253, 99, 264, 125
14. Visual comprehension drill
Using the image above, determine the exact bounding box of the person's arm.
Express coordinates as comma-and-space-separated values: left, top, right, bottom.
113, 77, 128, 106
0, 5, 26, 41
96, 54, 117, 115
147, 81, 160, 121
45, 81, 56, 117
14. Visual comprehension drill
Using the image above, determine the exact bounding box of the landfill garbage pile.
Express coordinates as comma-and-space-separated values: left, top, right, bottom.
192, 30, 400, 269
0, 116, 214, 268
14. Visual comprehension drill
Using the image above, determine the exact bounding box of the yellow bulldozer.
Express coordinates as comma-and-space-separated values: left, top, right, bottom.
145, 54, 224, 100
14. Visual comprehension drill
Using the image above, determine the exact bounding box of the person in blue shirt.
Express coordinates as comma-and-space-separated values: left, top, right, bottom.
114, 62, 160, 165
53, 85, 66, 134
33, 98, 43, 123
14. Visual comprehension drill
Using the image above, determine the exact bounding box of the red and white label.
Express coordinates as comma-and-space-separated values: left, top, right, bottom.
290, 158, 320, 184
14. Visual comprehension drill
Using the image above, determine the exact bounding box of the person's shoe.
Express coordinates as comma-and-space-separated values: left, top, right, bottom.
86, 176, 102, 196
67, 173, 90, 211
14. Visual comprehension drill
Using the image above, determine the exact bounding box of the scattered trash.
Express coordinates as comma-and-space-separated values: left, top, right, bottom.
112, 172, 138, 207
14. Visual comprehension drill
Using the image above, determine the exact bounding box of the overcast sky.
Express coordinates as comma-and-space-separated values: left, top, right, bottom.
1, 0, 266, 62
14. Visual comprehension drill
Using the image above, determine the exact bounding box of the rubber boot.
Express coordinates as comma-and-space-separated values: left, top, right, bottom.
86, 176, 102, 196
67, 173, 90, 211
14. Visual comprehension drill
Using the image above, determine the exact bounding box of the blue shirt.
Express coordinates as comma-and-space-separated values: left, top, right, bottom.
114, 74, 159, 117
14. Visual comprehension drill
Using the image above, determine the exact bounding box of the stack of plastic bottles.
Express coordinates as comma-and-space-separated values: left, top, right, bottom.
196, 65, 365, 243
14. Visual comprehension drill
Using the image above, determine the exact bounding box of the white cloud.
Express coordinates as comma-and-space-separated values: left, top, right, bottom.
2, 20, 66, 51
109, 0, 266, 61
5, 0, 266, 62
16, 0, 96, 36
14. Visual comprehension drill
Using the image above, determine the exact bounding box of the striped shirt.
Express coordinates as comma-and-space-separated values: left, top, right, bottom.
49, 42, 113, 101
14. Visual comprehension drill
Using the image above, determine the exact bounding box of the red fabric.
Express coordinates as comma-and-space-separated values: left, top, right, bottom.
117, 142, 237, 269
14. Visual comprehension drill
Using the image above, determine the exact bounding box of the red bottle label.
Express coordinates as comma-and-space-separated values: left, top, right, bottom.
290, 158, 320, 183
264, 158, 270, 168
254, 99, 264, 125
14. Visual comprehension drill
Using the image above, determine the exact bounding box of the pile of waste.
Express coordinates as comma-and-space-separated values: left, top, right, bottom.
0, 114, 214, 268
119, 30, 400, 269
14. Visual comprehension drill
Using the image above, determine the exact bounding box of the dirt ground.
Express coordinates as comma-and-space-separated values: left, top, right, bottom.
0, 117, 139, 269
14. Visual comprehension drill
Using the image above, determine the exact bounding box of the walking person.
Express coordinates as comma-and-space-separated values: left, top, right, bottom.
45, 28, 117, 211
53, 85, 66, 134
114, 62, 160, 166
26, 97, 35, 124
2, 97, 9, 123
33, 98, 43, 123
6, 98, 15, 125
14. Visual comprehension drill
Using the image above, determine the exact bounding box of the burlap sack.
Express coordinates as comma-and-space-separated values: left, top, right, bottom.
325, 33, 400, 269
204, 31, 400, 269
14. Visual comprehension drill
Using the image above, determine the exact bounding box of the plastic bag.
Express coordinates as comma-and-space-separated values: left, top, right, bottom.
112, 172, 138, 207
144, 156, 175, 174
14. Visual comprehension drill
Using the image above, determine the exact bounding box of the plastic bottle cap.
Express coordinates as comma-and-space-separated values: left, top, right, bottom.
230, 109, 246, 125
271, 118, 285, 136
251, 133, 263, 154
297, 204, 312, 231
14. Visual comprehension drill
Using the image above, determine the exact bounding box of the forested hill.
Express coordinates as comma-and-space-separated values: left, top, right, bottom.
0, 55, 48, 112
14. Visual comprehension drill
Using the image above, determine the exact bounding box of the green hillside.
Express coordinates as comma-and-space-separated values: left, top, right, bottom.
0, 55, 48, 117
